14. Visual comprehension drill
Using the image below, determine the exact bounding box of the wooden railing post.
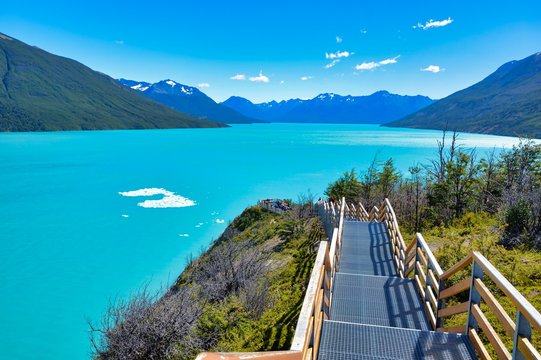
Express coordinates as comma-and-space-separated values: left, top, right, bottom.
512, 311, 533, 360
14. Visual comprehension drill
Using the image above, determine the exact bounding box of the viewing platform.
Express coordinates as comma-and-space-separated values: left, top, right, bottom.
198, 198, 541, 360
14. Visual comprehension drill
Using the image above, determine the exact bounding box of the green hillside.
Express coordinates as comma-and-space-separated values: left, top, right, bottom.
0, 33, 226, 131
386, 52, 541, 138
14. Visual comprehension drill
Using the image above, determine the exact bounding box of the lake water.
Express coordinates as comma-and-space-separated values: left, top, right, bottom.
0, 124, 522, 359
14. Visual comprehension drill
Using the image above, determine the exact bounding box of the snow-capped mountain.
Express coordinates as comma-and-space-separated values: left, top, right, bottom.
118, 79, 261, 124
222, 91, 434, 124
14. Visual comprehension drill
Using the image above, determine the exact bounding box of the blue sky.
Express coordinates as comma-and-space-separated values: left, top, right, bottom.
1, 0, 541, 103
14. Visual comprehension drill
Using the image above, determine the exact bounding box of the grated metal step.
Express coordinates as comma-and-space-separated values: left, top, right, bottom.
330, 273, 431, 331
319, 321, 476, 360
339, 222, 396, 276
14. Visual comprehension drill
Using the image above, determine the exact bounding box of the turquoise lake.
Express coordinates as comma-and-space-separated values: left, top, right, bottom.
0, 124, 523, 359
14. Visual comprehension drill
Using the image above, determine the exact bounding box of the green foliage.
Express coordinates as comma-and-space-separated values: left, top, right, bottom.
505, 199, 532, 237
232, 206, 265, 232
421, 212, 541, 355
324, 169, 362, 202
0, 34, 225, 131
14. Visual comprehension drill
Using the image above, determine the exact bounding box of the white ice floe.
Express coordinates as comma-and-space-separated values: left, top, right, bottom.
178, 234, 190, 237
215, 219, 225, 224
119, 188, 196, 209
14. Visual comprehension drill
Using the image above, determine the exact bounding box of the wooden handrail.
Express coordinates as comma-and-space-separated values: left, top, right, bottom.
196, 351, 302, 360
472, 252, 541, 332
290, 240, 328, 355
415, 233, 443, 276
440, 253, 473, 280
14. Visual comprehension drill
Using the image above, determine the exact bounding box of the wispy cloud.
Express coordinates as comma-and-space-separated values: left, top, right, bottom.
325, 51, 353, 60
197, 83, 210, 88
325, 59, 340, 69
360, 29, 368, 34
336, 36, 343, 43
300, 76, 313, 81
115, 40, 124, 45
280, 80, 285, 84
249, 71, 270, 83
421, 65, 444, 73
413, 17, 453, 30
230, 74, 246, 81
355, 55, 400, 71
355, 62, 379, 70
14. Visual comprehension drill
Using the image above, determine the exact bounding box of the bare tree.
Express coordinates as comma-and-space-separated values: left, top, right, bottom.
88, 286, 203, 360
193, 239, 270, 301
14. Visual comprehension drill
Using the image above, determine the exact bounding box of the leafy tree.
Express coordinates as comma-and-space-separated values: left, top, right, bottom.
324, 169, 362, 203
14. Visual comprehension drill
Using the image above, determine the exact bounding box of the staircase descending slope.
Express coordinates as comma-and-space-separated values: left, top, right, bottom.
318, 221, 476, 360
197, 198, 541, 360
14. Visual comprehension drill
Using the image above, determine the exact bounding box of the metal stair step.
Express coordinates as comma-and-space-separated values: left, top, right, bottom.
319, 321, 476, 360
330, 273, 430, 331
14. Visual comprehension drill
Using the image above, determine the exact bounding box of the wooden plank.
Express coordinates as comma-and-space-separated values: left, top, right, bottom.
437, 325, 467, 333
473, 252, 541, 332
474, 278, 515, 337
417, 247, 428, 268
441, 253, 473, 280
197, 351, 303, 360
426, 285, 438, 311
471, 304, 512, 359
406, 237, 417, 253
517, 336, 541, 360
438, 301, 469, 318
424, 300, 437, 329
416, 261, 427, 286
468, 328, 492, 360
415, 274, 426, 299
428, 268, 439, 292
440, 278, 471, 299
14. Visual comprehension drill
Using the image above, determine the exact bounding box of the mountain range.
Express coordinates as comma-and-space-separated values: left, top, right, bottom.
0, 33, 225, 131
387, 52, 541, 137
117, 79, 261, 124
221, 91, 434, 124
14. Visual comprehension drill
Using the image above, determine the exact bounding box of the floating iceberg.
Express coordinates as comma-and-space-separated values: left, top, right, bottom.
119, 188, 196, 208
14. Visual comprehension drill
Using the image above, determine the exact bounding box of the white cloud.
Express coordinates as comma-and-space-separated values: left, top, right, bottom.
197, 83, 210, 88
300, 76, 313, 81
336, 36, 343, 43
326, 50, 353, 60
414, 17, 454, 30
280, 80, 285, 84
360, 29, 367, 34
355, 62, 379, 70
421, 65, 444, 73
355, 55, 400, 71
325, 59, 340, 69
379, 56, 400, 65
115, 40, 124, 45
230, 74, 246, 81
249, 71, 270, 83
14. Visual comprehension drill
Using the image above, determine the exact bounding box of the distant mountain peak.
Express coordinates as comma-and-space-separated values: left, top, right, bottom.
117, 79, 261, 124
222, 90, 434, 124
